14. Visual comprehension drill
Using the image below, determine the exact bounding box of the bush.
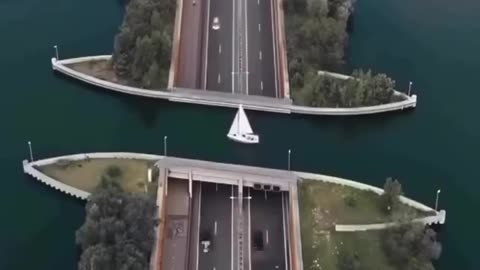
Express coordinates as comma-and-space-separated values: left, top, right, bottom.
344, 195, 357, 208
382, 224, 442, 269
105, 165, 123, 179
380, 177, 402, 214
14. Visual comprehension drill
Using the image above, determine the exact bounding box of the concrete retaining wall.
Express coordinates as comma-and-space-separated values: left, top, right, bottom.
335, 210, 446, 232
22, 153, 162, 200
52, 57, 417, 116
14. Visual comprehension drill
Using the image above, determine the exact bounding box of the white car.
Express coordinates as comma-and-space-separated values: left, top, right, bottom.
212, 17, 220, 30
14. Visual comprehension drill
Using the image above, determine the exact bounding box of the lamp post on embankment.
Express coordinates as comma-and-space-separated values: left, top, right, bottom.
163, 136, 168, 157
27, 141, 33, 162
288, 149, 291, 170
435, 189, 441, 211
53, 45, 59, 60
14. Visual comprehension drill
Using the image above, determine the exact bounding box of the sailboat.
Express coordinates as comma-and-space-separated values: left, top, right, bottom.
227, 104, 260, 144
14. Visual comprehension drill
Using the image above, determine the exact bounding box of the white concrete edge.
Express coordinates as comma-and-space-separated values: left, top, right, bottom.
22, 153, 163, 200
52, 56, 417, 116
335, 210, 446, 232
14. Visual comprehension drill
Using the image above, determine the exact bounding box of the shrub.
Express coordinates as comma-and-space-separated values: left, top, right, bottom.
105, 165, 122, 179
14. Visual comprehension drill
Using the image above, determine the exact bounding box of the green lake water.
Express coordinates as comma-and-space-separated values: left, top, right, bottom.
0, 0, 478, 269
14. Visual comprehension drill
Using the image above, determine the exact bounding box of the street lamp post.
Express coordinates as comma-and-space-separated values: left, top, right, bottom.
408, 81, 413, 96
27, 141, 33, 162
435, 189, 441, 211
164, 136, 168, 156
53, 45, 59, 60
288, 149, 291, 171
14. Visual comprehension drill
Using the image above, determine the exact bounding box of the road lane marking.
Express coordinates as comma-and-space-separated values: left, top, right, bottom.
244, 0, 249, 95
259, 51, 262, 60
219, 44, 222, 54
231, 0, 236, 94
217, 73, 221, 84
260, 81, 264, 91
270, 0, 279, 97
266, 229, 269, 244
257, 0, 259, 5
258, 23, 261, 32
203, 0, 212, 90
196, 183, 202, 270
282, 192, 288, 270
231, 185, 234, 270
248, 188, 252, 270
214, 221, 218, 235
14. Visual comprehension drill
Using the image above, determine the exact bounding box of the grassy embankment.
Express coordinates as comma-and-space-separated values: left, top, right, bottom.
38, 158, 158, 195
299, 179, 434, 270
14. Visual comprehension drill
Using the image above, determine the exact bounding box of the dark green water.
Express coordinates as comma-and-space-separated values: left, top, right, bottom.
1, 0, 478, 269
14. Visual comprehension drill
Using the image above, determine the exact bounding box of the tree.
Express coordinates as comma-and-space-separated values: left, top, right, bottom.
76, 179, 156, 270
78, 244, 115, 270
382, 224, 442, 269
380, 177, 402, 213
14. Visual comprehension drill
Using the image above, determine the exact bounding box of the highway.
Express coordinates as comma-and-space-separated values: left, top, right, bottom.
250, 188, 288, 270
197, 183, 233, 270
203, 0, 278, 97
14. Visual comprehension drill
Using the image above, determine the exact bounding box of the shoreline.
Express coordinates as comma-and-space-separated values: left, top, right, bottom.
52, 56, 417, 116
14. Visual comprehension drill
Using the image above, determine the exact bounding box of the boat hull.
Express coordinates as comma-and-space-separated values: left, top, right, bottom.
227, 133, 259, 144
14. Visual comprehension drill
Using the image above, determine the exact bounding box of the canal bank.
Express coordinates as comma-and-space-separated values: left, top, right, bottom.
1, 0, 478, 269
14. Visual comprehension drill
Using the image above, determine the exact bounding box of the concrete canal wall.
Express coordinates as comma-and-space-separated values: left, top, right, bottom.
52, 57, 417, 116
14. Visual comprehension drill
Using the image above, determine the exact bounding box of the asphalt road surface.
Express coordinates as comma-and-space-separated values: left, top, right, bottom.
204, 0, 233, 92
198, 183, 233, 270
249, 188, 288, 270
204, 0, 277, 97
246, 0, 277, 97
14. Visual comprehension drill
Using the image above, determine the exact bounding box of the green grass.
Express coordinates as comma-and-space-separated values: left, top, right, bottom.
39, 158, 158, 194
299, 179, 435, 270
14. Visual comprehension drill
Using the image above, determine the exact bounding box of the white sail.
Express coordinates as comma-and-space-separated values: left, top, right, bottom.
237, 105, 253, 134
228, 110, 240, 135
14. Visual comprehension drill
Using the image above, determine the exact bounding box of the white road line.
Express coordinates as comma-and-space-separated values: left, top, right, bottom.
259, 51, 262, 60
244, 0, 249, 95
257, 0, 259, 5
231, 0, 236, 94
231, 185, 234, 270
203, 0, 212, 90
270, 0, 279, 97
260, 81, 264, 91
282, 192, 288, 270
266, 229, 269, 244
214, 221, 218, 236
219, 44, 222, 54
258, 23, 261, 32
196, 183, 202, 270
248, 188, 252, 270
217, 73, 221, 84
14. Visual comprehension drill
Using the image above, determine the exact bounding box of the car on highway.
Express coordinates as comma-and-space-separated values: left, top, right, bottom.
200, 230, 212, 253
253, 230, 264, 251
212, 17, 220, 30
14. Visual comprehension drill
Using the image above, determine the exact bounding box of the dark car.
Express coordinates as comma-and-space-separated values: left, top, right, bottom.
253, 230, 264, 251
